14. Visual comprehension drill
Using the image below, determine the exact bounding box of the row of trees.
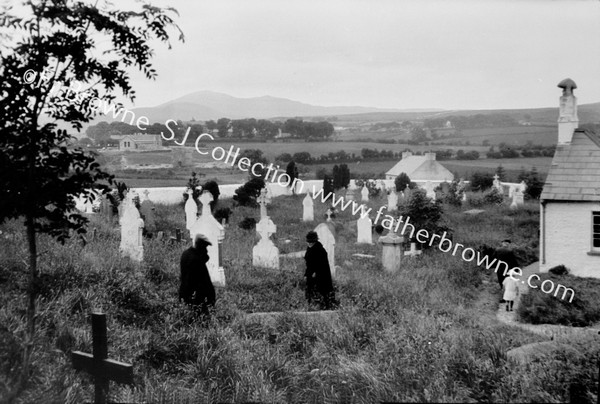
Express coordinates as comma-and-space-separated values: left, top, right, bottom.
486, 144, 555, 159
85, 117, 335, 144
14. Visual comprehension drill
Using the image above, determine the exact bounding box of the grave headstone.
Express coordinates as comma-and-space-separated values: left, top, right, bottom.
357, 211, 373, 244
189, 192, 226, 286
345, 188, 355, 201
425, 181, 436, 201
314, 223, 336, 278
257, 187, 270, 219
404, 184, 412, 200
325, 208, 334, 222
119, 193, 143, 262
184, 189, 197, 232
511, 185, 525, 209
99, 196, 113, 222
493, 174, 503, 193
139, 199, 156, 235
361, 185, 369, 202
387, 191, 398, 212
380, 232, 403, 273
253, 217, 279, 269
303, 193, 314, 222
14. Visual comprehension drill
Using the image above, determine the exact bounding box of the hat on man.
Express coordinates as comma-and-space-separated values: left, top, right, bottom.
194, 233, 212, 247
306, 231, 319, 243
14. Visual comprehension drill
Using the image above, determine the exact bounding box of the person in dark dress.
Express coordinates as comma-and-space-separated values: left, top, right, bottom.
304, 231, 337, 310
494, 239, 520, 289
179, 233, 215, 317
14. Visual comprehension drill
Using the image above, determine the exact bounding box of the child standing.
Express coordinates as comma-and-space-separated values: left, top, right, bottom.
502, 269, 520, 311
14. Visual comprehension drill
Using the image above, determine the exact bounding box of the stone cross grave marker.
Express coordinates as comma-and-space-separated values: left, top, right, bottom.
361, 185, 369, 202
190, 191, 226, 286
257, 187, 270, 219
314, 223, 336, 278
325, 208, 334, 222
493, 174, 503, 193
356, 209, 373, 244
119, 194, 143, 262
303, 193, 314, 222
387, 191, 398, 212
404, 242, 422, 257
184, 189, 197, 232
139, 197, 156, 235
71, 313, 133, 404
253, 216, 279, 269
379, 232, 403, 273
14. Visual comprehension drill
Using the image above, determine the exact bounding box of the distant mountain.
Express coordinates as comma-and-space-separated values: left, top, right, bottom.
90, 90, 439, 124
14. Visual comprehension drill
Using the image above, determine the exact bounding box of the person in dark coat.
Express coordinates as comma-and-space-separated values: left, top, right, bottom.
179, 233, 215, 317
494, 239, 520, 289
304, 231, 337, 310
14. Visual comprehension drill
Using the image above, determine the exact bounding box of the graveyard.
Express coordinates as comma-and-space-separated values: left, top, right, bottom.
2, 183, 599, 403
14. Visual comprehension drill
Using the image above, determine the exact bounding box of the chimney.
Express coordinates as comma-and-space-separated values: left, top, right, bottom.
425, 152, 436, 161
557, 78, 578, 145
402, 151, 412, 159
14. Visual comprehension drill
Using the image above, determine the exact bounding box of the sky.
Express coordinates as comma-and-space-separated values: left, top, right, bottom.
9, 0, 600, 111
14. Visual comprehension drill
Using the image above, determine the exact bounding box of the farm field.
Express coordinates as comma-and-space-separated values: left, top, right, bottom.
434, 126, 558, 147
2, 193, 598, 403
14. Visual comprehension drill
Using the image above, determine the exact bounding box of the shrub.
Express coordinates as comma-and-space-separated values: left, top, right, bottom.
202, 180, 220, 211
233, 178, 265, 207
239, 217, 256, 230
549, 265, 569, 276
467, 193, 485, 207
214, 207, 232, 224
394, 172, 416, 192
400, 188, 450, 247
483, 188, 504, 205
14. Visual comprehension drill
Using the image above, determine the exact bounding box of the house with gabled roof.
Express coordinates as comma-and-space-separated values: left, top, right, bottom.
118, 134, 162, 151
539, 79, 600, 277
385, 152, 454, 183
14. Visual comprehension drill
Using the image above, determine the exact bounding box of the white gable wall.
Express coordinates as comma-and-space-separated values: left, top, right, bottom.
540, 201, 600, 277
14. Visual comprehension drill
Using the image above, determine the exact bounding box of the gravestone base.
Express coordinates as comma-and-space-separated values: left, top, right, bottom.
253, 239, 280, 270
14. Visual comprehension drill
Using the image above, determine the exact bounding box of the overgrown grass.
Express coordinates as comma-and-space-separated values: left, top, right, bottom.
1, 195, 598, 403
518, 273, 600, 326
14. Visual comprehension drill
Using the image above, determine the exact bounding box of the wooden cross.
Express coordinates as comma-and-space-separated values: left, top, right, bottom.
72, 313, 133, 404
257, 188, 270, 219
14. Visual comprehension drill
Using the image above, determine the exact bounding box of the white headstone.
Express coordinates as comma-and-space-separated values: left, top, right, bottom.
314, 223, 336, 278
325, 208, 334, 222
387, 191, 398, 212
184, 189, 197, 232
425, 181, 436, 201
357, 212, 373, 244
252, 217, 279, 269
361, 185, 369, 202
189, 191, 226, 286
257, 187, 270, 219
493, 174, 503, 192
511, 183, 525, 209
303, 193, 314, 222
119, 194, 143, 262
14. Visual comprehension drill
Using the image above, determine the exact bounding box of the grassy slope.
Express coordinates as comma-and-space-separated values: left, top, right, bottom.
1, 196, 598, 403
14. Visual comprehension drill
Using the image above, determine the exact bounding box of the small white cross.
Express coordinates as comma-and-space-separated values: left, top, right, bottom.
404, 242, 422, 257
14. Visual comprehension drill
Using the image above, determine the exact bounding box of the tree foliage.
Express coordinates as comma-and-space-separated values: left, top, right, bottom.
394, 172, 416, 193
400, 188, 450, 247
0, 1, 183, 397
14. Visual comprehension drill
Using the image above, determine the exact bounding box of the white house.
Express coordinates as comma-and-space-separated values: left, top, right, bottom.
385, 151, 454, 183
118, 134, 162, 151
539, 79, 600, 277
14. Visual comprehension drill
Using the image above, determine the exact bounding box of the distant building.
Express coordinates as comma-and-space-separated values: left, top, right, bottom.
539, 79, 600, 277
385, 152, 454, 182
118, 134, 162, 151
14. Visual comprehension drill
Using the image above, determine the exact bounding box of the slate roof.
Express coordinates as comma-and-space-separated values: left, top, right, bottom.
541, 129, 600, 202
386, 155, 454, 182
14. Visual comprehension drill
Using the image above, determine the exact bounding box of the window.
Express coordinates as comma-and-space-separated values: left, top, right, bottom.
593, 212, 600, 250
